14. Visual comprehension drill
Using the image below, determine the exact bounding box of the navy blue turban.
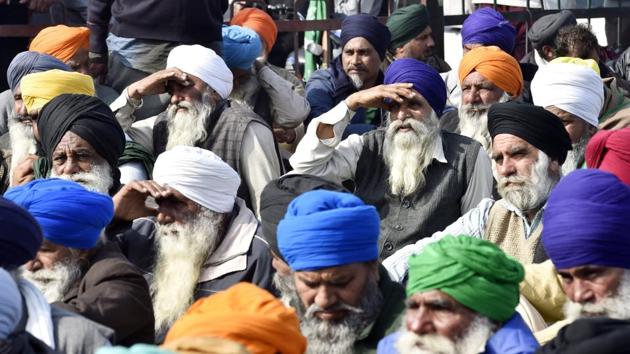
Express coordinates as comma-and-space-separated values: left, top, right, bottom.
462, 8, 516, 54
384, 58, 447, 116
0, 197, 43, 270
277, 190, 380, 271
5, 179, 114, 249
6, 51, 71, 93
542, 169, 630, 270
341, 14, 391, 60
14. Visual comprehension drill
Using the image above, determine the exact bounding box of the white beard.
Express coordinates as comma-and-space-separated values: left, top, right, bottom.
50, 162, 113, 195
561, 132, 590, 176
349, 73, 364, 90
151, 208, 226, 333
8, 119, 37, 185
165, 93, 215, 151
395, 315, 494, 354
272, 272, 296, 307
564, 270, 630, 321
458, 94, 510, 155
383, 112, 440, 197
20, 257, 82, 303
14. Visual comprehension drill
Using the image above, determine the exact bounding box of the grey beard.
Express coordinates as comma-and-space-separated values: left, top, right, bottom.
458, 93, 510, 155
561, 133, 590, 176
564, 270, 630, 321
165, 92, 215, 151
349, 73, 364, 90
8, 118, 37, 185
50, 162, 113, 195
20, 256, 82, 303
272, 272, 296, 307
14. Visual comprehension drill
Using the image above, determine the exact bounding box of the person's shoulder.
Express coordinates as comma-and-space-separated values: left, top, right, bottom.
50, 305, 115, 350
249, 235, 272, 261
85, 242, 147, 282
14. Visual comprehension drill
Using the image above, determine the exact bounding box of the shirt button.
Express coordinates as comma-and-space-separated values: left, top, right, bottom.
393, 224, 404, 231
384, 242, 394, 251
402, 199, 411, 208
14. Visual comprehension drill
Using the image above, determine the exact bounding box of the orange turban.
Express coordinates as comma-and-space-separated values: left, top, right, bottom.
231, 8, 277, 52
164, 283, 306, 354
29, 25, 90, 63
458, 46, 523, 97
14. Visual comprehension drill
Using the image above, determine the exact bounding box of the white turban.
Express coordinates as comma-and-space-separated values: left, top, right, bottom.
153, 146, 241, 213
166, 44, 233, 99
531, 62, 604, 128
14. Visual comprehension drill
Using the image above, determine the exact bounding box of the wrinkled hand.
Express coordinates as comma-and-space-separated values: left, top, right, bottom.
11, 154, 38, 187
89, 62, 108, 84
127, 68, 189, 100
113, 180, 174, 221
273, 127, 297, 144
345, 83, 415, 111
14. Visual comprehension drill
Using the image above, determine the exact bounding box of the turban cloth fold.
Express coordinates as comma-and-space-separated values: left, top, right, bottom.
6, 51, 70, 93
386, 4, 429, 51
586, 128, 630, 185
458, 46, 523, 97
37, 94, 125, 174
407, 235, 524, 322
488, 101, 572, 164
153, 146, 240, 213
542, 169, 630, 270
528, 10, 577, 49
384, 58, 446, 116
167, 45, 233, 99
531, 60, 604, 128
551, 56, 600, 75
4, 179, 114, 249
162, 337, 250, 354
29, 25, 90, 63
341, 14, 391, 60
165, 282, 307, 354
462, 8, 516, 54
0, 268, 22, 340
0, 197, 43, 270
96, 345, 175, 354
231, 8, 278, 53
278, 190, 380, 271
222, 25, 263, 70
20, 69, 95, 113
537, 318, 630, 354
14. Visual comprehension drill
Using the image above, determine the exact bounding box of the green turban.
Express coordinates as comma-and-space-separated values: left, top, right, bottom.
406, 235, 524, 322
386, 4, 430, 52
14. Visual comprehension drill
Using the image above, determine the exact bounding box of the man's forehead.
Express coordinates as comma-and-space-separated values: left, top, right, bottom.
491, 133, 534, 151
297, 263, 362, 279
558, 265, 620, 275
463, 71, 495, 87
409, 289, 458, 304
343, 37, 376, 51
54, 131, 96, 152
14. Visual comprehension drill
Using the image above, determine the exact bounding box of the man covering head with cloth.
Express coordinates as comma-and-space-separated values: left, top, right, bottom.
20, 70, 95, 117
277, 190, 406, 354
164, 282, 306, 354
586, 128, 630, 185
524, 10, 577, 67
531, 57, 604, 175
542, 169, 630, 322
378, 235, 537, 354
29, 25, 90, 73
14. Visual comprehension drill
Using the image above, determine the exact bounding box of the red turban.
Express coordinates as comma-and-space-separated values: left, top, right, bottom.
231, 8, 278, 53
586, 128, 630, 185
29, 25, 89, 63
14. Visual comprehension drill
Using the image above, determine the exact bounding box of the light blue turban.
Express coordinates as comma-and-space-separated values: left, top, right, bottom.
96, 344, 175, 354
222, 25, 263, 70
6, 51, 71, 93
4, 179, 114, 249
278, 190, 380, 271
0, 268, 22, 340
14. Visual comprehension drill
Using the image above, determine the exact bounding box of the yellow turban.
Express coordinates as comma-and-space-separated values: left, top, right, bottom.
29, 25, 90, 63
550, 57, 601, 76
458, 46, 523, 97
20, 69, 95, 113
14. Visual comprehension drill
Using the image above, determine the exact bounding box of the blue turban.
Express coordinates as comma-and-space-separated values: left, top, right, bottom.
341, 14, 391, 60
462, 8, 516, 54
4, 179, 114, 249
0, 268, 22, 340
384, 58, 447, 116
277, 190, 380, 271
0, 197, 43, 270
6, 51, 71, 93
542, 169, 630, 270
222, 25, 263, 70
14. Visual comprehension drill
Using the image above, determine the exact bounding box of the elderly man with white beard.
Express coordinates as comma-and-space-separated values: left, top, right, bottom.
291, 58, 493, 259
109, 146, 273, 341
384, 101, 573, 282
377, 235, 538, 354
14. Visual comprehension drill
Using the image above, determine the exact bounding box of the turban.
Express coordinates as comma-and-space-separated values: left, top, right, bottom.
20, 69, 95, 113
231, 8, 277, 52
407, 235, 524, 322
0, 268, 22, 340
488, 101, 572, 164
462, 8, 516, 53
537, 318, 630, 354
542, 169, 630, 270
384, 58, 446, 116
551, 56, 600, 75
222, 25, 263, 70
96, 345, 175, 354
386, 4, 430, 51
528, 10, 577, 49
37, 94, 125, 174
165, 282, 306, 354
260, 174, 349, 260
341, 14, 391, 60
586, 128, 630, 185
163, 337, 250, 354
167, 45, 233, 99
531, 60, 604, 128
153, 146, 240, 213
6, 51, 70, 93
5, 179, 114, 249
0, 197, 43, 270
458, 46, 523, 97
278, 190, 380, 271
29, 25, 90, 63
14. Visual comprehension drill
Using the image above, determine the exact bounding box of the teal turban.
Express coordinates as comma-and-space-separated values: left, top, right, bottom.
407, 235, 524, 322
386, 4, 430, 51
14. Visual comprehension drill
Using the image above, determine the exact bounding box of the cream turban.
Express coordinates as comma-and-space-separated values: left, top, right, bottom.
531, 58, 604, 128
166, 45, 233, 99
153, 146, 241, 213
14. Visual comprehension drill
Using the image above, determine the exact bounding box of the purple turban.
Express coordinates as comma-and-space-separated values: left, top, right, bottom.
6, 51, 71, 93
384, 58, 446, 116
0, 197, 43, 270
462, 8, 516, 54
542, 169, 630, 270
341, 14, 391, 60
